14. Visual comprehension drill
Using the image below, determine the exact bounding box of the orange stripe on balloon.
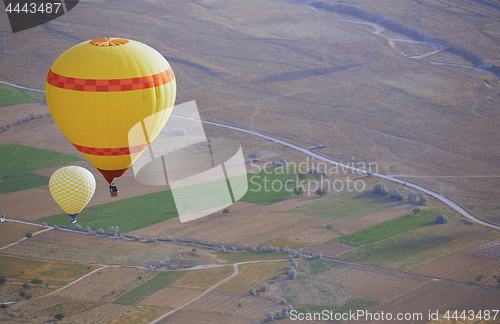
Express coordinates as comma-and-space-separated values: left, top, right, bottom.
46, 68, 175, 92
72, 143, 150, 156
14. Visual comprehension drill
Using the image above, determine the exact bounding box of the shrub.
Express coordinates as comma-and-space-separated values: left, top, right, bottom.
222, 208, 230, 216
190, 235, 196, 243
247, 150, 261, 159
315, 188, 327, 197
169, 127, 187, 136
55, 313, 65, 320
22, 283, 29, 288
273, 274, 279, 280
25, 233, 32, 239
19, 290, 27, 297
280, 297, 287, 304
274, 157, 287, 166
31, 279, 42, 285
326, 224, 332, 230
366, 170, 373, 177
288, 305, 295, 311
0, 304, 8, 308
147, 237, 157, 242
308, 167, 326, 176
238, 303, 242, 307
251, 247, 257, 252
412, 208, 421, 215
0, 276, 6, 284
265, 311, 275, 321
290, 261, 297, 269
248, 287, 256, 295
476, 275, 484, 282
288, 269, 297, 279
165, 235, 170, 241
261, 283, 268, 292
133, 235, 141, 241
435, 213, 448, 224
293, 187, 304, 196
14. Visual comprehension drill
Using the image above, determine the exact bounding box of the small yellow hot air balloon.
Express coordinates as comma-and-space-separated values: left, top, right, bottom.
49, 166, 96, 223
45, 37, 176, 190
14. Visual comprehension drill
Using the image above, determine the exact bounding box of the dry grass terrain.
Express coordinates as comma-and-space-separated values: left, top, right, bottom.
217, 261, 289, 294
1, 234, 219, 268
0, 222, 43, 248
170, 265, 234, 290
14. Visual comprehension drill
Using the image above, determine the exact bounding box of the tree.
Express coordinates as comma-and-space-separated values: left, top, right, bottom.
147, 237, 157, 242
372, 182, 389, 195
293, 187, 303, 196
435, 213, 448, 224
19, 290, 27, 297
265, 311, 275, 322
290, 261, 297, 269
314, 252, 322, 259
288, 269, 297, 279
222, 208, 230, 216
412, 208, 421, 215
31, 279, 42, 286
22, 283, 29, 288
274, 157, 287, 166
0, 276, 6, 284
108, 226, 119, 236
298, 173, 307, 180
280, 297, 287, 304
248, 287, 256, 295
0, 304, 8, 308
74, 224, 82, 231
55, 313, 65, 320
25, 233, 32, 239
190, 235, 196, 243
261, 283, 268, 292
96, 228, 105, 235
247, 150, 261, 160
165, 235, 170, 241
315, 188, 327, 197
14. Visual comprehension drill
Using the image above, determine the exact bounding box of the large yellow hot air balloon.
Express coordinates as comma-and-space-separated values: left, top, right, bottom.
49, 166, 96, 223
45, 37, 176, 186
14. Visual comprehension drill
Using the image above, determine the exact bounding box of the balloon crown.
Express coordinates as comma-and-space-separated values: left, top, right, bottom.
90, 37, 129, 46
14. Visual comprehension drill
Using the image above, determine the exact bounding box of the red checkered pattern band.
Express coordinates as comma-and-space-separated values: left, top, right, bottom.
46, 68, 175, 92
72, 142, 150, 156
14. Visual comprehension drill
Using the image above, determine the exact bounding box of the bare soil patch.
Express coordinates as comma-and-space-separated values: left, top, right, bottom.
454, 288, 500, 312
34, 229, 113, 247
300, 241, 356, 258
139, 287, 203, 308
111, 306, 170, 324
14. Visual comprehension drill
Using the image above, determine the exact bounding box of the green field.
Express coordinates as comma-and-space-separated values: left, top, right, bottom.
113, 271, 182, 305
214, 251, 286, 263
0, 87, 45, 108
0, 144, 82, 193
289, 191, 402, 220
37, 189, 178, 232
335, 210, 439, 246
338, 232, 454, 267
241, 166, 321, 205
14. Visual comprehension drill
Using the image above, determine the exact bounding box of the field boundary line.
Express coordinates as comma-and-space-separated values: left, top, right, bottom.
31, 265, 109, 300
0, 227, 52, 251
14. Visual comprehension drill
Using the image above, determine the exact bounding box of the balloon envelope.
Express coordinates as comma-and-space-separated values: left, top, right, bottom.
45, 37, 176, 183
49, 166, 96, 219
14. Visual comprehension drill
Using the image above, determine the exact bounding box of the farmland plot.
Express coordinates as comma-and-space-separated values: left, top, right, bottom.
57, 267, 155, 301
139, 287, 204, 308
112, 306, 170, 324
300, 241, 356, 258
0, 222, 42, 248
321, 265, 430, 302
156, 310, 253, 324
186, 290, 281, 319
